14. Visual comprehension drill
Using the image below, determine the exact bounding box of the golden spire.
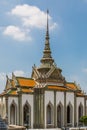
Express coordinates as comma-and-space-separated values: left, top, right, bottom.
46, 9, 49, 40
40, 10, 54, 66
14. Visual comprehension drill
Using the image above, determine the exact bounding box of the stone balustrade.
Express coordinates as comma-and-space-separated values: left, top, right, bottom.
70, 127, 87, 130
8, 125, 26, 130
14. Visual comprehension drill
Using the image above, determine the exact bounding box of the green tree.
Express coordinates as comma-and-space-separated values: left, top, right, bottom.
80, 116, 87, 126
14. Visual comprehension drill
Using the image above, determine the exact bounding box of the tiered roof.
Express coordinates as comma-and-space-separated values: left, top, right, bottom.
0, 74, 36, 96
0, 11, 86, 98
0, 73, 85, 97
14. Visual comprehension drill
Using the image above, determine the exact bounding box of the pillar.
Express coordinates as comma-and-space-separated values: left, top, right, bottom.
64, 91, 66, 127
34, 88, 44, 128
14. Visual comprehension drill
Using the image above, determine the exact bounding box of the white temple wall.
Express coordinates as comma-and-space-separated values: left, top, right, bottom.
66, 92, 74, 126
86, 100, 87, 115
44, 91, 54, 128
76, 97, 84, 125
2, 97, 6, 118
56, 91, 64, 105
22, 94, 33, 128
56, 91, 64, 126
66, 92, 74, 106
8, 97, 18, 125
0, 98, 1, 116
0, 97, 3, 117
0, 97, 6, 118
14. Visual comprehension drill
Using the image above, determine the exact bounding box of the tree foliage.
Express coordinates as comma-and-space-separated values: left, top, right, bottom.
80, 116, 87, 126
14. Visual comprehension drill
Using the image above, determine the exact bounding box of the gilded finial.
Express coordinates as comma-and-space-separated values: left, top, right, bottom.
40, 10, 54, 65
46, 9, 49, 38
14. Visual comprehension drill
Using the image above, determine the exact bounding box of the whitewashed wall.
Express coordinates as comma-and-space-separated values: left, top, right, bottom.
86, 100, 87, 107
0, 98, 1, 116
56, 91, 64, 126
56, 92, 64, 105
66, 92, 74, 106
0, 97, 6, 118
86, 100, 87, 115
44, 91, 54, 128
8, 97, 18, 124
22, 94, 33, 128
66, 92, 74, 126
0, 97, 3, 117
76, 97, 84, 125
2, 97, 6, 118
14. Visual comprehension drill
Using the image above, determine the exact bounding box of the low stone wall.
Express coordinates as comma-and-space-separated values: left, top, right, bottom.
70, 127, 87, 130
8, 125, 26, 130
28, 128, 61, 130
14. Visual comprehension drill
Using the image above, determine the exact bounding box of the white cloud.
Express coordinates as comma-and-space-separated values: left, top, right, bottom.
13, 70, 25, 76
3, 25, 31, 41
0, 73, 7, 92
0, 73, 6, 81
0, 70, 25, 82
10, 4, 57, 29
3, 4, 57, 41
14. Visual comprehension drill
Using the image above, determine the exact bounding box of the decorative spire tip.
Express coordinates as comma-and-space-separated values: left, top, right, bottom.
47, 9, 49, 14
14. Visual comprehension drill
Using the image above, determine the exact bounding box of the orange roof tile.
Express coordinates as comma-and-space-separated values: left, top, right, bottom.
66, 83, 77, 90
48, 85, 68, 91
17, 78, 36, 87
8, 90, 17, 95
21, 88, 33, 93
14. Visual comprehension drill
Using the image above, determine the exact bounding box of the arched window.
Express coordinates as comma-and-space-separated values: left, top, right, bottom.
10, 101, 17, 124
47, 105, 51, 124
23, 101, 31, 127
47, 102, 54, 126
67, 103, 73, 125
57, 102, 63, 128
67, 105, 70, 123
78, 103, 83, 122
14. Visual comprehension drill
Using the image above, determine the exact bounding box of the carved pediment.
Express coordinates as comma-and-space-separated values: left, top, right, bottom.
5, 75, 13, 90
31, 66, 40, 80
5, 80, 11, 90
46, 65, 56, 78
12, 73, 19, 86
46, 68, 65, 82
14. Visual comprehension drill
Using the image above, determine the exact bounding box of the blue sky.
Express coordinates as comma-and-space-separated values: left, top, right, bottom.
0, 0, 87, 93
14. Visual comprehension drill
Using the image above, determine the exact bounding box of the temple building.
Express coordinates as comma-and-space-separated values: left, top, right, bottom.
0, 11, 87, 129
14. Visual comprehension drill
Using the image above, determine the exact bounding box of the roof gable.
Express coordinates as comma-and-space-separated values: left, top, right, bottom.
46, 67, 65, 83
5, 75, 12, 90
